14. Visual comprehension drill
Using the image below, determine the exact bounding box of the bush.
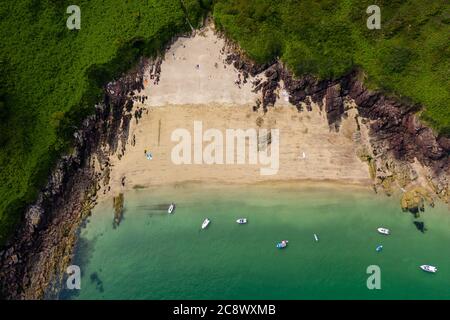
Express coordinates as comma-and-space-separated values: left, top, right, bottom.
380, 45, 414, 74
214, 0, 449, 132
0, 0, 208, 244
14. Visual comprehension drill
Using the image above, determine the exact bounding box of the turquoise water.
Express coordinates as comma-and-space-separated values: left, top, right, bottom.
64, 183, 450, 300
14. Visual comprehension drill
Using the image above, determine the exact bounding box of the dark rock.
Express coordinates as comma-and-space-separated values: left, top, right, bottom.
324, 84, 344, 131
0, 56, 149, 300
438, 136, 450, 152
413, 221, 427, 233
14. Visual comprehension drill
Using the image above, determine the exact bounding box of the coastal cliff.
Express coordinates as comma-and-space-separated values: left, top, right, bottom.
0, 27, 448, 299
0, 57, 153, 299
224, 47, 449, 208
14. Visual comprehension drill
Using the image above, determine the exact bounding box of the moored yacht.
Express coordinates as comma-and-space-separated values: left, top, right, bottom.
201, 218, 211, 230
420, 265, 438, 273
377, 227, 390, 235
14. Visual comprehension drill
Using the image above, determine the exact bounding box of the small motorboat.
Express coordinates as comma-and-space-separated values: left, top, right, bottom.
377, 227, 390, 235
313, 234, 319, 242
420, 265, 438, 273
376, 245, 383, 252
168, 203, 175, 214
236, 218, 247, 224
201, 218, 210, 230
276, 240, 288, 249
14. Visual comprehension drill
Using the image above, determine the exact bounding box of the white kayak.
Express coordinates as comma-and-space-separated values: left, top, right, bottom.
168, 203, 175, 214
201, 218, 210, 230
377, 227, 390, 235
236, 218, 247, 224
420, 265, 438, 273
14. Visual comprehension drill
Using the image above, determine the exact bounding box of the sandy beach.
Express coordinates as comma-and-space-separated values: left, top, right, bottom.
100, 26, 372, 197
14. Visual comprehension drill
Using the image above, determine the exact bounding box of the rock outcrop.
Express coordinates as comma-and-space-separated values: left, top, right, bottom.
224, 49, 449, 202
0, 57, 152, 299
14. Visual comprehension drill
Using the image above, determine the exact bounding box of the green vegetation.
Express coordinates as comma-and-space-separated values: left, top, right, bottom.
0, 0, 448, 244
214, 0, 450, 133
0, 0, 211, 244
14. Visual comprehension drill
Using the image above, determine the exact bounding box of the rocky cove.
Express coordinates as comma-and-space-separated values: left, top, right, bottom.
0, 27, 449, 299
224, 49, 449, 204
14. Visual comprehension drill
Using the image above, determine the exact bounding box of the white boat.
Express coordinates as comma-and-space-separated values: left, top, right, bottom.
236, 218, 247, 224
420, 265, 438, 273
377, 227, 390, 235
201, 218, 210, 230
168, 203, 175, 214
276, 240, 288, 249
314, 234, 319, 242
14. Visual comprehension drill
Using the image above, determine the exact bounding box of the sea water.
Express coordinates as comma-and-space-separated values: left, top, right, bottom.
61, 182, 450, 299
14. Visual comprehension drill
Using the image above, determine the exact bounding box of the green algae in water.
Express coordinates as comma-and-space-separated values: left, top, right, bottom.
65, 183, 450, 299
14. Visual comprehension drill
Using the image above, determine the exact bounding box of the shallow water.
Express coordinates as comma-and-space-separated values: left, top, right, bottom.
62, 182, 450, 299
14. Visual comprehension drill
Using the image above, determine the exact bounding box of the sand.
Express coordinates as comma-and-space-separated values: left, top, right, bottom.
99, 26, 372, 198
144, 28, 260, 106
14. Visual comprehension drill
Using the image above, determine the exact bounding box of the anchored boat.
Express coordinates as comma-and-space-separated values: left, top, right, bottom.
420, 265, 438, 273
377, 227, 390, 235
276, 240, 288, 249
201, 218, 211, 230
168, 203, 175, 214
236, 218, 247, 224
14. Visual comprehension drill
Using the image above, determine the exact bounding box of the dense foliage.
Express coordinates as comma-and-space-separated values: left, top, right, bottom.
0, 0, 448, 244
214, 0, 450, 132
0, 0, 211, 244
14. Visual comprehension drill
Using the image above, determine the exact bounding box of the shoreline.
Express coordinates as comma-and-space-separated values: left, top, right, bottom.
72, 179, 450, 300
129, 178, 373, 189
0, 21, 448, 300
98, 102, 373, 202
125, 178, 375, 199
97, 26, 373, 202
92, 179, 379, 216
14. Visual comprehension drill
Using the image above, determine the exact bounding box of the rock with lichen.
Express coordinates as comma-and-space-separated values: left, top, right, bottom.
113, 193, 124, 228
401, 187, 434, 216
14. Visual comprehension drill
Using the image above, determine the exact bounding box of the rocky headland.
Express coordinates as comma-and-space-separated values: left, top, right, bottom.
223, 40, 449, 212
0, 56, 155, 299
